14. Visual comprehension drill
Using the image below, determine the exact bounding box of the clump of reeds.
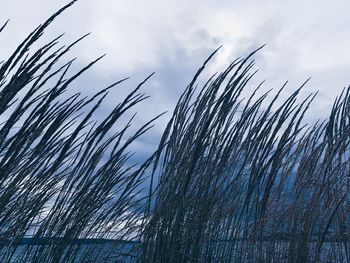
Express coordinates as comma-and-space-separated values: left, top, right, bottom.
0, 1, 160, 262
139, 46, 350, 262
3, 2, 350, 263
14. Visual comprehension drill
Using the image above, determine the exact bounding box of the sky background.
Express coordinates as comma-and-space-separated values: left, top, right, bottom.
2, 0, 350, 162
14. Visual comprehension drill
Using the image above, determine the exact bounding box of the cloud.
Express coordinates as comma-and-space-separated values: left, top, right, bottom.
2, 0, 350, 159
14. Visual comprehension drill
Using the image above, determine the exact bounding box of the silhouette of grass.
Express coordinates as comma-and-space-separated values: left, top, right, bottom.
0, 1, 160, 262
2, 2, 350, 263
140, 47, 350, 262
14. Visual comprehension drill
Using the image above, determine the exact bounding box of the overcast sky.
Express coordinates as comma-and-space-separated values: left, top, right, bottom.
2, 0, 350, 161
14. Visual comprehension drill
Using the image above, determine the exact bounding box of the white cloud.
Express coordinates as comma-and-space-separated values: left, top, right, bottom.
2, 0, 350, 145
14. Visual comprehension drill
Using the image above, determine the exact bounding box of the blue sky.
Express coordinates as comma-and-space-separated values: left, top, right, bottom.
2, 0, 350, 162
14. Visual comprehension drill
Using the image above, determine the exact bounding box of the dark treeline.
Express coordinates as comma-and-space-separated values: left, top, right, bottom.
1, 2, 350, 262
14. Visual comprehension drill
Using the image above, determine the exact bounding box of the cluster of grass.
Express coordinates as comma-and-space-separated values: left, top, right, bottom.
2, 2, 350, 262
140, 48, 350, 262
0, 2, 161, 262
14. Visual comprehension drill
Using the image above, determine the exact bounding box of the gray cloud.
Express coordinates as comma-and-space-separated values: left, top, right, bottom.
2, 0, 350, 161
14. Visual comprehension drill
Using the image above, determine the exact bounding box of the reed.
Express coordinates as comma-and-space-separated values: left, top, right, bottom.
0, 1, 159, 262
3, 2, 350, 262
140, 47, 350, 262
